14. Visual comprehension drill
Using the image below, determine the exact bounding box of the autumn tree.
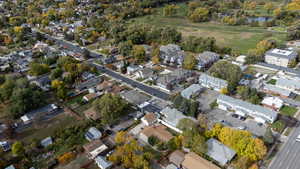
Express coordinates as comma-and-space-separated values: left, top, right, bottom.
246, 39, 277, 64
182, 128, 207, 155
12, 141, 25, 156
163, 4, 178, 16
264, 2, 274, 13
286, 0, 300, 11
183, 54, 197, 70
189, 7, 210, 22
151, 47, 161, 64
29, 63, 51, 76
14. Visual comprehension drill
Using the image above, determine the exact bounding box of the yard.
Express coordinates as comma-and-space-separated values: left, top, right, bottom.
280, 105, 298, 117
131, 3, 287, 54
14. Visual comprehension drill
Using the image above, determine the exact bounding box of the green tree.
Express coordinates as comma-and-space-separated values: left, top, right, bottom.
183, 54, 197, 70
119, 41, 133, 56
263, 127, 274, 145
29, 63, 51, 76
177, 118, 197, 132
148, 136, 159, 146
132, 45, 146, 63
189, 7, 210, 22
93, 94, 129, 125
264, 2, 274, 13
12, 141, 25, 156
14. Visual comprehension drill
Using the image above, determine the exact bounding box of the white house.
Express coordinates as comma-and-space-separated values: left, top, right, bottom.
217, 95, 278, 123
199, 74, 228, 92
85, 127, 102, 141
94, 156, 113, 169
83, 140, 108, 159
261, 97, 284, 111
276, 77, 300, 95
264, 48, 298, 67
181, 84, 204, 99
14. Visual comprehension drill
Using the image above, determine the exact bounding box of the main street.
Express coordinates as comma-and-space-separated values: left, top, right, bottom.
35, 29, 170, 100
269, 125, 300, 169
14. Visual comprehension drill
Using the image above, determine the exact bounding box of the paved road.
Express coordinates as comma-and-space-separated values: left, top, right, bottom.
92, 63, 170, 100
269, 126, 300, 169
35, 29, 170, 100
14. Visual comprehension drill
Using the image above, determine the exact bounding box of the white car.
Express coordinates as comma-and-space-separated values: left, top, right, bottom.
296, 134, 300, 142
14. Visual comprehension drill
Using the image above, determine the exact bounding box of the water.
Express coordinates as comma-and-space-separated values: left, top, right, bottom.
247, 16, 272, 23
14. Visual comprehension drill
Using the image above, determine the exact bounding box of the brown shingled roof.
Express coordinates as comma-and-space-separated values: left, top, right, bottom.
182, 152, 220, 169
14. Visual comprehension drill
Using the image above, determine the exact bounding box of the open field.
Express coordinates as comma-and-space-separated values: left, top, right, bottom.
132, 3, 287, 54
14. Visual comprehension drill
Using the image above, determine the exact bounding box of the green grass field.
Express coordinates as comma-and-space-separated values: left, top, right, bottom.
131, 3, 287, 54
280, 105, 298, 117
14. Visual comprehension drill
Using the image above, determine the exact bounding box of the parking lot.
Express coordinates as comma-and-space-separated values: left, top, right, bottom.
207, 109, 267, 136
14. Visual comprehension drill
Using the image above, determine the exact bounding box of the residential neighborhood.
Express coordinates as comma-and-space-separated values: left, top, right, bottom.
0, 0, 300, 169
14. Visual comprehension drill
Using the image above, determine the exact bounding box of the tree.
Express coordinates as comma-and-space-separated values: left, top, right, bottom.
12, 141, 25, 156
151, 47, 161, 64
50, 68, 63, 80
264, 2, 274, 13
246, 39, 277, 64
208, 60, 242, 92
233, 156, 253, 169
177, 118, 197, 132
163, 4, 178, 16
29, 63, 50, 76
183, 54, 197, 70
93, 94, 129, 125
148, 136, 159, 146
286, 0, 300, 11
263, 127, 274, 145
132, 45, 146, 63
182, 128, 207, 155
220, 87, 229, 95
189, 7, 210, 22
118, 41, 133, 56
115, 131, 127, 145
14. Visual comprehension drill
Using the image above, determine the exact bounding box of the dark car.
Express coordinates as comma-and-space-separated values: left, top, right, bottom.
239, 116, 246, 121
232, 114, 239, 118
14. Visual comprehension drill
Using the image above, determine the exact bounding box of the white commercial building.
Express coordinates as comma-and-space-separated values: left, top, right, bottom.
199, 74, 228, 92
265, 48, 298, 67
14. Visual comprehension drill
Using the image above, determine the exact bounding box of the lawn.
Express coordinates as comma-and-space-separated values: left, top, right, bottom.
267, 79, 277, 85
17, 114, 77, 144
131, 3, 287, 54
280, 105, 298, 117
271, 120, 285, 133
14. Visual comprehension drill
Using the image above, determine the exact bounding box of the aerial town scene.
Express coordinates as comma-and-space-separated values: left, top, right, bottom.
0, 0, 300, 169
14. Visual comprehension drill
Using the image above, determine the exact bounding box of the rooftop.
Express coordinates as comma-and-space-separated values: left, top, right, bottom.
140, 125, 174, 142
182, 152, 220, 169
206, 138, 236, 166
121, 90, 151, 106
266, 48, 298, 59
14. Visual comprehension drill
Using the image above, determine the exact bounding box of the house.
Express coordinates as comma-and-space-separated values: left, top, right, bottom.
83, 93, 98, 102
181, 84, 204, 99
235, 55, 247, 65
159, 107, 194, 133
120, 90, 151, 107
261, 97, 284, 111
97, 80, 114, 92
199, 74, 228, 92
94, 156, 113, 169
264, 48, 298, 67
135, 68, 154, 79
82, 72, 96, 81
139, 124, 174, 143
31, 75, 51, 91
76, 76, 103, 92
263, 83, 292, 98
156, 69, 193, 91
181, 152, 220, 169
206, 138, 236, 166
83, 140, 108, 159
127, 65, 141, 75
85, 127, 102, 141
168, 150, 185, 168
84, 107, 100, 120
217, 95, 278, 123
160, 44, 185, 66
276, 77, 300, 95
20, 104, 59, 124
41, 137, 53, 148
196, 51, 220, 70
141, 113, 157, 126
5, 165, 16, 169
0, 141, 10, 152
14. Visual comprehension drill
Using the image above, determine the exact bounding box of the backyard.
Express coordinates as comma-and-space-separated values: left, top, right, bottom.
280, 105, 298, 117
132, 3, 287, 54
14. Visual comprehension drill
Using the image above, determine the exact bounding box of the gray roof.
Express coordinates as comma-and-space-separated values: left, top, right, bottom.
41, 137, 53, 147
206, 138, 236, 166
76, 76, 103, 91
160, 107, 191, 128
199, 74, 228, 89
85, 127, 102, 141
265, 48, 298, 60
181, 84, 203, 99
276, 77, 300, 90
95, 156, 113, 169
217, 95, 278, 123
197, 51, 220, 63
5, 165, 15, 169
121, 90, 151, 106
263, 83, 291, 97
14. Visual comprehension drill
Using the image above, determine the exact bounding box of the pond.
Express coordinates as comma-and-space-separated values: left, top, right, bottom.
247, 16, 273, 23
